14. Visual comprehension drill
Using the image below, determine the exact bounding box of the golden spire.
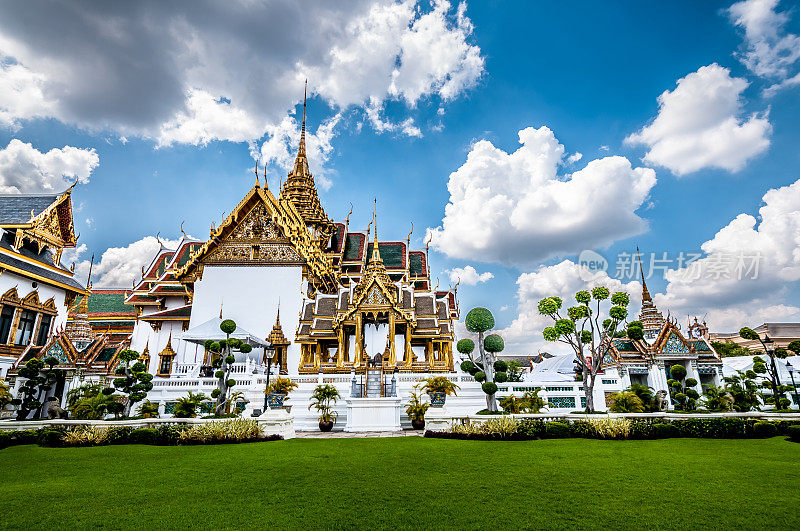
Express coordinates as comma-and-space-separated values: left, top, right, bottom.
637, 247, 652, 303
370, 198, 382, 263
280, 81, 332, 235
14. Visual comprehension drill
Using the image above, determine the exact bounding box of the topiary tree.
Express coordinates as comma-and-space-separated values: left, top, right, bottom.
538, 288, 635, 412
723, 369, 761, 412
666, 364, 699, 411
206, 319, 252, 416
458, 307, 505, 412
14, 357, 60, 420
739, 327, 791, 410
104, 349, 153, 417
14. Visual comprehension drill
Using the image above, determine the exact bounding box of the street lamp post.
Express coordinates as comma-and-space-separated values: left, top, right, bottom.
787, 360, 799, 410
262, 343, 275, 411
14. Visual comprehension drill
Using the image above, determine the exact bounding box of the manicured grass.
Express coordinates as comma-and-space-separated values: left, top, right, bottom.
1, 437, 798, 529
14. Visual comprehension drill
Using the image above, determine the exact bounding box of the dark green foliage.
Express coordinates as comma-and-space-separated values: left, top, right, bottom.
494, 371, 508, 383
711, 341, 753, 358
474, 371, 486, 382
456, 339, 475, 354
670, 364, 687, 380
460, 360, 475, 373
465, 307, 494, 333
220, 319, 237, 334
493, 360, 508, 372
753, 422, 777, 438
517, 419, 546, 438
481, 382, 498, 395
129, 428, 159, 445
652, 423, 679, 438
15, 358, 59, 420
545, 422, 570, 438
37, 429, 64, 448
787, 425, 800, 442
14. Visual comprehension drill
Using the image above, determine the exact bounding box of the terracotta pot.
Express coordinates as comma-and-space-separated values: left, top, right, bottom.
430, 391, 446, 407
411, 418, 425, 430
267, 393, 286, 409
319, 420, 334, 432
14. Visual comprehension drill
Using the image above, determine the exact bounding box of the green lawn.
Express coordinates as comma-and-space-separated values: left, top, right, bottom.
1, 437, 798, 530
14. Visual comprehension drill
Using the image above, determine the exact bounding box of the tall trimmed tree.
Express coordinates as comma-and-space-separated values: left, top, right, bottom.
457, 307, 505, 412
206, 319, 252, 416
539, 288, 639, 413
739, 327, 792, 410
105, 349, 153, 417
14, 357, 60, 420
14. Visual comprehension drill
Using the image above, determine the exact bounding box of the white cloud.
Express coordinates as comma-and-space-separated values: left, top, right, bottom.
0, 60, 56, 128
496, 260, 641, 355
69, 236, 180, 288
655, 178, 800, 331
0, 1, 482, 148
566, 152, 583, 164
729, 0, 800, 81
427, 126, 656, 266
365, 99, 423, 137
445, 265, 493, 285
157, 89, 266, 147
626, 64, 771, 175
0, 139, 98, 194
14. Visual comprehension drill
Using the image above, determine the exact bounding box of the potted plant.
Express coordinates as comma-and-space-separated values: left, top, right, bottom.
405, 384, 430, 430
309, 384, 340, 432
265, 377, 298, 409
421, 376, 459, 407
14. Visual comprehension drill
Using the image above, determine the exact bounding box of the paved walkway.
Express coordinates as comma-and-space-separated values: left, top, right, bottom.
295, 430, 423, 438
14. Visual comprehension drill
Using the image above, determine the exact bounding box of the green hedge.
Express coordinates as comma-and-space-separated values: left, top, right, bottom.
0, 425, 283, 449
425, 418, 800, 441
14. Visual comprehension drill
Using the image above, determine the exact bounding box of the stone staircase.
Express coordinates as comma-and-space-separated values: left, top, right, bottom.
365, 367, 382, 397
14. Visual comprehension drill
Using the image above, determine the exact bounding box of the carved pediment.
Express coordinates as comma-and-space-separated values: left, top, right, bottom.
229, 203, 284, 241
365, 284, 388, 306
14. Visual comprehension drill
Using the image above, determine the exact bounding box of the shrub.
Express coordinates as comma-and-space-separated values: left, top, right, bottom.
652, 423, 679, 438
0, 431, 9, 450
753, 421, 777, 438
129, 428, 159, 445
571, 418, 631, 440
156, 425, 185, 445
177, 419, 262, 444
493, 360, 508, 372
460, 360, 475, 373
62, 426, 114, 447
517, 419, 546, 439
787, 425, 800, 442
481, 382, 498, 395
494, 371, 508, 383
38, 429, 64, 448
545, 421, 570, 438
474, 371, 486, 382
607, 391, 645, 413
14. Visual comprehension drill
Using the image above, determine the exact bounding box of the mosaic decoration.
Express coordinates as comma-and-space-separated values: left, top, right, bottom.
164, 402, 177, 415
549, 396, 576, 409
46, 342, 69, 364
662, 332, 690, 354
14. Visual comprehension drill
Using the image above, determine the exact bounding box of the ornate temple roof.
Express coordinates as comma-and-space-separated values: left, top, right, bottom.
267, 307, 290, 346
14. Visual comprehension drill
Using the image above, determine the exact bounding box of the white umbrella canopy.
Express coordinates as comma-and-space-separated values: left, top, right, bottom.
180, 316, 269, 347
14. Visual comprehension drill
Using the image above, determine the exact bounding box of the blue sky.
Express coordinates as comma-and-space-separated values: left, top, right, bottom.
2, 0, 800, 353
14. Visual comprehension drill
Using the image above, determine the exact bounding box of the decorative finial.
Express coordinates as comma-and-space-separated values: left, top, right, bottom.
219, 298, 223, 319
345, 202, 353, 229
180, 221, 187, 239
254, 159, 260, 187
406, 222, 413, 245
87, 254, 94, 290
263, 163, 268, 190
636, 246, 652, 303
299, 79, 307, 158
425, 233, 431, 253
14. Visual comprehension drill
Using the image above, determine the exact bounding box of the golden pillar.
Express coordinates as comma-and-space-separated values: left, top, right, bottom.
336, 328, 345, 368
353, 314, 363, 368
388, 313, 396, 366
404, 327, 413, 368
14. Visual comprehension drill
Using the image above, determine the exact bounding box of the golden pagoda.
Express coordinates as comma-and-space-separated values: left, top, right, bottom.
280, 81, 334, 241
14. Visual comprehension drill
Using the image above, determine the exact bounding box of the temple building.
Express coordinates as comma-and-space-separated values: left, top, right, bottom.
601, 255, 723, 407
125, 91, 458, 405
67, 289, 136, 344
0, 188, 86, 379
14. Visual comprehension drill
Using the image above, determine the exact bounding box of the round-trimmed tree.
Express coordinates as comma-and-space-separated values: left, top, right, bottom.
458, 307, 505, 412
105, 349, 153, 417
209, 320, 253, 416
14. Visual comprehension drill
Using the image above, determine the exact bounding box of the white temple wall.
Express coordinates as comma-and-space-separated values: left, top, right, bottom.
190, 265, 303, 373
